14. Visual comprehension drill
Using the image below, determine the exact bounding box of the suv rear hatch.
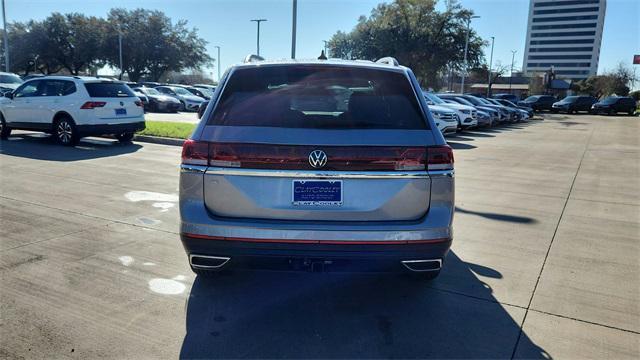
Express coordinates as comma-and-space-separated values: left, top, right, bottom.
83, 81, 143, 123
186, 64, 451, 222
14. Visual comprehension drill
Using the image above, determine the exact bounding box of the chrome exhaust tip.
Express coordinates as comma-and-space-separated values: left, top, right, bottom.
189, 254, 230, 269
401, 259, 442, 272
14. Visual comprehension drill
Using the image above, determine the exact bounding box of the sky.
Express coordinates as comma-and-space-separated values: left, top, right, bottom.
3, 0, 639, 82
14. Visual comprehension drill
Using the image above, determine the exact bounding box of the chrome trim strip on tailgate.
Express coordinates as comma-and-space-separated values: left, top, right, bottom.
204, 167, 431, 179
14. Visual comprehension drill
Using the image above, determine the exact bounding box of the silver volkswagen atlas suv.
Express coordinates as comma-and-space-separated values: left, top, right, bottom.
179, 57, 455, 279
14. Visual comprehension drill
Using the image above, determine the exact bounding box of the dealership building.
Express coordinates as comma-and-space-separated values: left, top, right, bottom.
523, 0, 607, 80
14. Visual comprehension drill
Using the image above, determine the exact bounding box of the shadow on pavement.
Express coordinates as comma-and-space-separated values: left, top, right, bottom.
180, 251, 549, 359
447, 141, 477, 150
456, 206, 538, 224
0, 132, 141, 161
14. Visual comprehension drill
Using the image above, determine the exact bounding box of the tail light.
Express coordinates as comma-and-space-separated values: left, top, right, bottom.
80, 101, 106, 109
134, 100, 143, 107
181, 142, 451, 172
427, 145, 454, 171
181, 139, 209, 166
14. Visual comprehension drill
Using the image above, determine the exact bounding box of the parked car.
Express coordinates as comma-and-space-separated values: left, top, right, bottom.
0, 77, 144, 145
429, 104, 459, 134
0, 72, 23, 92
493, 93, 519, 103
590, 96, 636, 116
441, 94, 509, 123
441, 96, 500, 125
476, 97, 519, 122
131, 88, 149, 111
494, 99, 534, 118
485, 98, 528, 121
155, 85, 205, 111
180, 57, 454, 279
193, 84, 217, 92
181, 85, 212, 100
552, 96, 597, 114
134, 87, 182, 113
518, 95, 556, 112
138, 81, 162, 88
424, 91, 479, 129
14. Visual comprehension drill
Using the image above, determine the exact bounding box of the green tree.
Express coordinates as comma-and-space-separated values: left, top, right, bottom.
573, 63, 634, 98
327, 0, 485, 87
105, 9, 213, 82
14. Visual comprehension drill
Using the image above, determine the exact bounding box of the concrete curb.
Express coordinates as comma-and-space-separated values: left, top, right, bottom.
134, 135, 185, 147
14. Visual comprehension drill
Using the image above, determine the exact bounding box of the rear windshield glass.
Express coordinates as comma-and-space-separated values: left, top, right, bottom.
84, 82, 135, 97
210, 65, 427, 129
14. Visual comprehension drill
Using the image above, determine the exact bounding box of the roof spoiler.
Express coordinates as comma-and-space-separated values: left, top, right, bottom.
243, 54, 265, 63
375, 57, 400, 66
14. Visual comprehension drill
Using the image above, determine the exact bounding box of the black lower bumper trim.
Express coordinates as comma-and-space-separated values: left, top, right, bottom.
77, 121, 145, 136
181, 235, 452, 273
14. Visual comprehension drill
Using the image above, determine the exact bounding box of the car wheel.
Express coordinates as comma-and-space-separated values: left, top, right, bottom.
54, 117, 79, 146
628, 109, 635, 116
0, 115, 11, 140
117, 132, 135, 143
179, 101, 186, 112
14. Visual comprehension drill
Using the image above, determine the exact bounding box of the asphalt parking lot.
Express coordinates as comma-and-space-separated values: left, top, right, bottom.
1, 114, 639, 359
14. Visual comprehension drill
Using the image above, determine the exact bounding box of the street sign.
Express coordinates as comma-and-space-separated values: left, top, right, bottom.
634, 55, 640, 65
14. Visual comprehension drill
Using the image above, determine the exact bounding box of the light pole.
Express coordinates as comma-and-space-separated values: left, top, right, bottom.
2, 0, 9, 72
291, 0, 297, 59
509, 50, 517, 93
460, 15, 479, 94
486, 36, 495, 97
214, 45, 221, 82
323, 40, 328, 57
117, 25, 123, 80
250, 19, 267, 56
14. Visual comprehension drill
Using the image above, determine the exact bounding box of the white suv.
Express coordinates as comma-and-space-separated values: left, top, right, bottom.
0, 76, 145, 145
424, 92, 479, 129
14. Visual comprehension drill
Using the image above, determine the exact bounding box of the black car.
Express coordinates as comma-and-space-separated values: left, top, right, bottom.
518, 95, 556, 112
493, 93, 519, 103
591, 96, 637, 115
133, 86, 182, 113
552, 96, 597, 114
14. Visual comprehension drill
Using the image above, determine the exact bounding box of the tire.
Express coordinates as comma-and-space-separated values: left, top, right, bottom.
628, 109, 635, 116
117, 132, 135, 143
53, 116, 79, 146
0, 115, 11, 140
179, 101, 186, 112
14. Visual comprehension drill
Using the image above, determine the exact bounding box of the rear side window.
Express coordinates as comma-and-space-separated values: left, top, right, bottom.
41, 80, 76, 96
84, 82, 135, 98
210, 65, 427, 129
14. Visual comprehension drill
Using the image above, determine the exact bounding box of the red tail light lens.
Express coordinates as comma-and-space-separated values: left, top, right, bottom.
80, 101, 106, 109
207, 143, 426, 171
427, 145, 454, 171
181, 142, 442, 171
134, 100, 143, 107
181, 139, 209, 166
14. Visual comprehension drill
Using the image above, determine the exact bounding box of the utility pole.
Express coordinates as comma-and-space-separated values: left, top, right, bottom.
291, 0, 297, 59
250, 19, 267, 56
323, 40, 328, 58
214, 45, 221, 82
509, 50, 517, 93
486, 36, 495, 97
2, 0, 9, 72
118, 25, 123, 80
460, 15, 479, 94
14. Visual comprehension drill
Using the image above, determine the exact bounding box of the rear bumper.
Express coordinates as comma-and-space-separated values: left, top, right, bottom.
77, 121, 145, 136
181, 234, 452, 272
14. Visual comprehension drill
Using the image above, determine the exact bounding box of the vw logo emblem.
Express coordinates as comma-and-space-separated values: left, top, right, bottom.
308, 150, 328, 168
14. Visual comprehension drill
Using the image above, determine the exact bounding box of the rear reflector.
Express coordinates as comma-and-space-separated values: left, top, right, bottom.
427, 145, 454, 171
80, 101, 106, 109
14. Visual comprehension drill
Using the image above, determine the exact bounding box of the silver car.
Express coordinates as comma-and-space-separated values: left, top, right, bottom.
179, 58, 455, 279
